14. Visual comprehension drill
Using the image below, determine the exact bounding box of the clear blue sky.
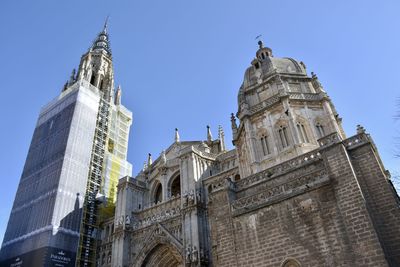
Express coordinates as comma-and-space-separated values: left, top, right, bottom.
0, 0, 399, 244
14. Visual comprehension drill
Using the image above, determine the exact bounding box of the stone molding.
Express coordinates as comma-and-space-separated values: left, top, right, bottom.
236, 150, 322, 190
131, 197, 181, 231
231, 168, 329, 216
343, 132, 370, 150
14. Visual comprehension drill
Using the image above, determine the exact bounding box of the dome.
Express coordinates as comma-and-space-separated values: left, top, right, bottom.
241, 56, 306, 89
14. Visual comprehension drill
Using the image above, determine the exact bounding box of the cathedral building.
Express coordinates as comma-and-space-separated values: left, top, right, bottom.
98, 40, 400, 267
1, 23, 400, 267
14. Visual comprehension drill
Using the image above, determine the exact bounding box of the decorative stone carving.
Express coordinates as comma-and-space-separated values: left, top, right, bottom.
192, 246, 198, 263
231, 168, 329, 216
318, 132, 342, 147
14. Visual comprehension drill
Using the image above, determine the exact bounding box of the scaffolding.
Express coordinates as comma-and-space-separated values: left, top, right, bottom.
76, 90, 111, 266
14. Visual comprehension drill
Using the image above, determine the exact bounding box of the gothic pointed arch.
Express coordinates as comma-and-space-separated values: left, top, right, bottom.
314, 117, 329, 139
281, 258, 301, 267
152, 182, 163, 204
295, 115, 311, 143
140, 244, 183, 267
168, 171, 181, 198
275, 119, 292, 150
132, 224, 184, 267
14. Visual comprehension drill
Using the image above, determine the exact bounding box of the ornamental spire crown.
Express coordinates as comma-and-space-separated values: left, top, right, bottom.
91, 17, 112, 56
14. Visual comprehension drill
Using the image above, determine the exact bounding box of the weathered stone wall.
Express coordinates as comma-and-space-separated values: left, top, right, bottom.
348, 137, 400, 266
207, 136, 392, 266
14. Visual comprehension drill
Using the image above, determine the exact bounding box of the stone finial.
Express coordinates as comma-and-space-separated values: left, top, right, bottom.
258, 40, 264, 49
115, 85, 122, 105
69, 69, 76, 85
62, 81, 68, 92
142, 161, 147, 171
311, 71, 324, 92
207, 125, 213, 143
356, 124, 366, 134
231, 113, 238, 130
175, 128, 180, 143
160, 150, 167, 166
218, 125, 226, 151
147, 153, 152, 167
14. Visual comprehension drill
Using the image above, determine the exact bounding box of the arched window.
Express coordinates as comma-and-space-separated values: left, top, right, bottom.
99, 78, 104, 90
234, 174, 241, 181
260, 135, 270, 156
281, 259, 301, 267
315, 122, 325, 138
170, 175, 181, 197
154, 183, 162, 204
278, 125, 290, 148
101, 253, 106, 265
90, 74, 96, 86
297, 123, 309, 143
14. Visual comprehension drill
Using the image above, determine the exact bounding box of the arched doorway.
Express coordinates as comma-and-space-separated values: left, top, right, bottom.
141, 244, 183, 267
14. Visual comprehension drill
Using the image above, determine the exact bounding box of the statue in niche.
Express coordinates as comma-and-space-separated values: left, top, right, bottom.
186, 247, 191, 262
125, 215, 131, 225
183, 191, 188, 206
192, 246, 198, 263
188, 190, 195, 205
196, 190, 202, 203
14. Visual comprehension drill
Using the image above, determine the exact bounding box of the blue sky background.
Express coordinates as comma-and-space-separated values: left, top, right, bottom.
0, 0, 399, 244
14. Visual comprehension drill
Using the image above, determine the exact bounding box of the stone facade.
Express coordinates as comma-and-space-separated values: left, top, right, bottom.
96, 41, 400, 267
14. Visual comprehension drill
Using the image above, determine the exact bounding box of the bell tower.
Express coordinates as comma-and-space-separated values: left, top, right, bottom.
233, 40, 345, 178
76, 19, 114, 99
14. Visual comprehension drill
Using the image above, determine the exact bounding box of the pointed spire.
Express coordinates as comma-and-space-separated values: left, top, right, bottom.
147, 153, 153, 167
91, 18, 112, 55
218, 125, 226, 151
175, 128, 180, 143
103, 16, 109, 34
207, 125, 213, 143
115, 85, 122, 105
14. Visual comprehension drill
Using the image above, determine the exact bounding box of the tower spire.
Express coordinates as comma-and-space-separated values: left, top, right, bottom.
91, 18, 112, 55
103, 16, 109, 34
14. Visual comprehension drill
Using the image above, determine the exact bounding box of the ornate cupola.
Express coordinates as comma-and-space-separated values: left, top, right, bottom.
233, 40, 345, 178
75, 18, 115, 99
255, 40, 273, 60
